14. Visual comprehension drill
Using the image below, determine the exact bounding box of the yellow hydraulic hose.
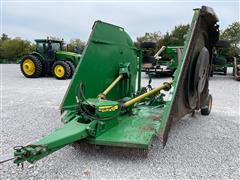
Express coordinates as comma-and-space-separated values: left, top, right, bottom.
98, 74, 124, 99
124, 82, 172, 107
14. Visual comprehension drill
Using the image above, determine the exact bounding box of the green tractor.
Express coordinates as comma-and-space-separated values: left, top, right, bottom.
20, 39, 81, 80
210, 40, 231, 76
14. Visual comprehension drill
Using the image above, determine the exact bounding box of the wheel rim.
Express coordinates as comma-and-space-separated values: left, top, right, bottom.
23, 59, 35, 75
54, 65, 65, 78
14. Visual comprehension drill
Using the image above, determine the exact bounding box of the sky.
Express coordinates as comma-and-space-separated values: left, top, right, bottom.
1, 0, 239, 43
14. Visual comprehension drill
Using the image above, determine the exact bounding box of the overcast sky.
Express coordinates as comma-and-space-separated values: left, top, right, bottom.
1, 1, 239, 42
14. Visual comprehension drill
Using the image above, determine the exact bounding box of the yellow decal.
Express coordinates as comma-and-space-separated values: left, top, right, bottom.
98, 105, 119, 112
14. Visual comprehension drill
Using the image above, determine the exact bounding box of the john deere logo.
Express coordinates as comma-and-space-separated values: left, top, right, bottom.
98, 105, 119, 112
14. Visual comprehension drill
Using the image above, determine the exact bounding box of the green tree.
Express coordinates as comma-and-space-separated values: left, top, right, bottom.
1, 33, 9, 42
135, 24, 189, 54
135, 31, 163, 47
67, 39, 86, 54
0, 38, 32, 62
220, 22, 240, 48
220, 22, 240, 59
163, 24, 189, 46
0, 33, 10, 59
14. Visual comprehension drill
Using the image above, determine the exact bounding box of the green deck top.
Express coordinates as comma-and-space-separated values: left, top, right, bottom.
88, 106, 163, 148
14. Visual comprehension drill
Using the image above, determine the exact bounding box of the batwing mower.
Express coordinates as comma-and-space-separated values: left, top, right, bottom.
0, 6, 219, 166
141, 45, 183, 76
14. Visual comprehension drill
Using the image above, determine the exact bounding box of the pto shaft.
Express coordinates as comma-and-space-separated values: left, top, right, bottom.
98, 74, 124, 99
124, 82, 172, 107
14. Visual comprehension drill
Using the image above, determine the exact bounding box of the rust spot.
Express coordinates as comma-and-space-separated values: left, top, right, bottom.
157, 129, 164, 139
149, 115, 161, 121
142, 126, 154, 131
136, 124, 155, 139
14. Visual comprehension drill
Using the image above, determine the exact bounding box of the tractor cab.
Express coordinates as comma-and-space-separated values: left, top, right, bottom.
35, 39, 64, 60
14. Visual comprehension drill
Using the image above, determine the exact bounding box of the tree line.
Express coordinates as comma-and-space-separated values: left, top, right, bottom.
0, 21, 239, 63
135, 22, 239, 59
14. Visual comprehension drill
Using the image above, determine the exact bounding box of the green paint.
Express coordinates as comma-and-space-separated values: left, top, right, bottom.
14, 119, 89, 164
30, 39, 81, 66
88, 105, 163, 148
143, 46, 183, 75
164, 46, 183, 70
158, 9, 200, 132
13, 6, 218, 164
60, 21, 138, 111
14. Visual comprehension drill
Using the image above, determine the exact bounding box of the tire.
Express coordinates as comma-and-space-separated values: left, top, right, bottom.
232, 64, 235, 76
52, 61, 71, 80
40, 61, 49, 77
140, 42, 157, 49
201, 94, 212, 116
66, 61, 75, 78
20, 54, 42, 78
210, 67, 213, 77
223, 67, 227, 75
142, 55, 156, 64
215, 40, 231, 48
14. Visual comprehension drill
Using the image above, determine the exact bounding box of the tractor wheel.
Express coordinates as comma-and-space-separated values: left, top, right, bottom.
201, 94, 212, 116
140, 42, 157, 49
20, 55, 42, 78
223, 67, 227, 75
52, 61, 71, 80
66, 61, 75, 78
210, 67, 214, 77
215, 40, 231, 48
142, 55, 156, 64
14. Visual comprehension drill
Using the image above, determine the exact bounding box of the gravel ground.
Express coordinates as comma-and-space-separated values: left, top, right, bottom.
0, 64, 239, 179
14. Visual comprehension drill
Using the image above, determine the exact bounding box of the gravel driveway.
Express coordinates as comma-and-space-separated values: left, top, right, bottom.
0, 64, 239, 179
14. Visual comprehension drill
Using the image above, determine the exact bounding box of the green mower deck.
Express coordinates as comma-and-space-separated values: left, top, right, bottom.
0, 6, 219, 166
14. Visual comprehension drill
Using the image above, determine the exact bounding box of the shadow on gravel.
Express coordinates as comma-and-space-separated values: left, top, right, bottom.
209, 75, 236, 81
69, 140, 150, 161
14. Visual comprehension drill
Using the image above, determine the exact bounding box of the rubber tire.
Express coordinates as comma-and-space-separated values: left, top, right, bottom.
210, 67, 213, 77
142, 55, 156, 64
52, 61, 71, 80
223, 67, 227, 75
201, 94, 212, 116
66, 61, 75, 78
215, 40, 231, 48
20, 54, 42, 78
140, 42, 156, 49
40, 61, 49, 77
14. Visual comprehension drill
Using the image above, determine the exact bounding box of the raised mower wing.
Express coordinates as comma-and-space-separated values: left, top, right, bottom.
158, 6, 219, 143
60, 21, 138, 111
